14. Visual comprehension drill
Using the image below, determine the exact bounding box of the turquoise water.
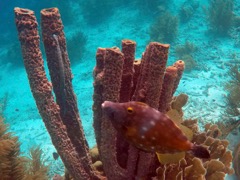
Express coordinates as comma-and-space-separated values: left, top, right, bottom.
0, 0, 239, 179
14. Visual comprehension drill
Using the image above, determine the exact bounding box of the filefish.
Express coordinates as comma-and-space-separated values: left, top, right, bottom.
53, 34, 66, 115
101, 101, 210, 159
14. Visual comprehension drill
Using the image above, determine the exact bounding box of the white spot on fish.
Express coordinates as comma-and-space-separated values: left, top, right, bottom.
141, 135, 145, 139
141, 126, 148, 132
151, 136, 156, 141
150, 146, 155, 150
142, 108, 148, 113
163, 117, 169, 121
153, 113, 159, 119
150, 120, 156, 126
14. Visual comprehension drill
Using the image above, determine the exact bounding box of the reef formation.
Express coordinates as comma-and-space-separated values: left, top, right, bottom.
13, 7, 235, 180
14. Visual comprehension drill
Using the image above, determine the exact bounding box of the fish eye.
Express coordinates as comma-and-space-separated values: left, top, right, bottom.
127, 107, 134, 114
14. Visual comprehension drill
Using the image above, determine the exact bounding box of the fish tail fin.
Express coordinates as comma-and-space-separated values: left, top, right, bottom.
191, 145, 210, 159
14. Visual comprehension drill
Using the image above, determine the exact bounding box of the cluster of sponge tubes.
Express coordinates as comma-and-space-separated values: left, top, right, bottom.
14, 7, 185, 180
93, 42, 185, 179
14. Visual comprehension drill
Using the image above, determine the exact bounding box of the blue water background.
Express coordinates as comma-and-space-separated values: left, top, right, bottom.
0, 0, 239, 179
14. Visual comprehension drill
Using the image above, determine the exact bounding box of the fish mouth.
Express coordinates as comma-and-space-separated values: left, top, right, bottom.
101, 101, 116, 119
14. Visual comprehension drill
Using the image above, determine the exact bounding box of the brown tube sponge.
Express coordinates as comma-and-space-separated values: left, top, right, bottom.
159, 66, 178, 113
120, 39, 136, 102
133, 42, 169, 109
172, 60, 185, 95
132, 42, 170, 177
14, 7, 95, 180
93, 48, 106, 149
99, 48, 128, 179
40, 8, 94, 177
131, 60, 141, 98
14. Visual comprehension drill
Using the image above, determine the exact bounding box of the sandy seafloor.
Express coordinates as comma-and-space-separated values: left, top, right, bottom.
0, 0, 239, 179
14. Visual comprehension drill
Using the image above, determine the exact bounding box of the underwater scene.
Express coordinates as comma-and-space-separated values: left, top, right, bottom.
0, 0, 240, 179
